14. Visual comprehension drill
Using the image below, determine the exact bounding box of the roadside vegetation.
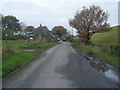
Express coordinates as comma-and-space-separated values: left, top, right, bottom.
23, 41, 60, 49
68, 5, 119, 71
72, 41, 119, 69
2, 40, 60, 77
2, 40, 26, 58
90, 26, 119, 69
71, 26, 119, 71
2, 51, 36, 77
1, 15, 63, 77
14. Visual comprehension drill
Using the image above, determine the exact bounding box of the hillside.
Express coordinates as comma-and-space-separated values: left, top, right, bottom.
91, 25, 119, 45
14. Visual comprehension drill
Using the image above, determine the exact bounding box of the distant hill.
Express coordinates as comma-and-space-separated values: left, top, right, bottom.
91, 25, 119, 45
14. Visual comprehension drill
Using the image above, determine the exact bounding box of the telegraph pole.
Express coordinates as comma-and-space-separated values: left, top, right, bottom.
72, 27, 73, 42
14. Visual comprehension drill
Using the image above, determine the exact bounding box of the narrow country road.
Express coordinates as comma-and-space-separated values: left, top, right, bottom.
3, 42, 118, 88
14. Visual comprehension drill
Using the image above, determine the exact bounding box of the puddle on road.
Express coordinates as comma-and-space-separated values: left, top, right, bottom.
84, 54, 119, 83
104, 70, 119, 83
24, 49, 36, 52
25, 49, 36, 52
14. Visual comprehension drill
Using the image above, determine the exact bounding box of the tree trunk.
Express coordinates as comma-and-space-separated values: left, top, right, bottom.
85, 32, 90, 45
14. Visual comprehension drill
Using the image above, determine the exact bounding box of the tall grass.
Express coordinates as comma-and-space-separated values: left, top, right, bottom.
77, 44, 119, 69
2, 40, 59, 77
71, 38, 119, 71
2, 40, 27, 58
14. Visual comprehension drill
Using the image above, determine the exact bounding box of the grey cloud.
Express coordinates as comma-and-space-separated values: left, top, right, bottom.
1, 1, 118, 35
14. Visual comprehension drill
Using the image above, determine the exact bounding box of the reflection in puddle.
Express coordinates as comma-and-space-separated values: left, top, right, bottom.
105, 70, 119, 83
84, 55, 119, 84
24, 49, 36, 52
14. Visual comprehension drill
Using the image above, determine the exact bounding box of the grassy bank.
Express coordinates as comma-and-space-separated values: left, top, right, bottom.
2, 40, 60, 77
2, 51, 36, 77
91, 26, 119, 45
72, 42, 119, 70
2, 40, 34, 77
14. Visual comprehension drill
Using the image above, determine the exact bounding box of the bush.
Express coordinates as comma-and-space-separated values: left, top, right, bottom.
2, 44, 18, 58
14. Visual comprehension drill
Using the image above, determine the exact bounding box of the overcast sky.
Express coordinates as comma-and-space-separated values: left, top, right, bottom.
1, 0, 119, 35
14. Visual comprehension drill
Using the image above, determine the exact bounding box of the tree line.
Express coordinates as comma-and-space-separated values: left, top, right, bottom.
1, 5, 110, 43
1, 15, 68, 41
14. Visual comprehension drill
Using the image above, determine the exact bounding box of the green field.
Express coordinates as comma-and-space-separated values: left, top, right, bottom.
2, 40, 27, 58
2, 40, 27, 48
91, 26, 119, 45
2, 40, 59, 77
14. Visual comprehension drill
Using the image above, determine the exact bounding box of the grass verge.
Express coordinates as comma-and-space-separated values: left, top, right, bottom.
2, 51, 36, 77
2, 40, 60, 77
73, 42, 119, 70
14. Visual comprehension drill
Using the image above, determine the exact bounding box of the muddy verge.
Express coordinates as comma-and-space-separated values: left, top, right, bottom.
84, 53, 119, 83
71, 43, 120, 83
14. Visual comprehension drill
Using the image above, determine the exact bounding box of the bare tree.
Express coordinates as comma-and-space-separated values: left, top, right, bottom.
19, 22, 26, 35
69, 5, 110, 44
20, 22, 26, 30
